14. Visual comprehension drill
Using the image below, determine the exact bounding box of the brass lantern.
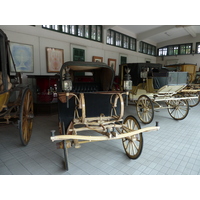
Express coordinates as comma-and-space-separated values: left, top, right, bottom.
123, 67, 132, 91
62, 68, 72, 92
62, 68, 72, 108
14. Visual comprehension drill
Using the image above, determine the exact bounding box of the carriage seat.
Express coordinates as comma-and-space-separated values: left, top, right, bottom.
0, 72, 12, 92
72, 82, 101, 93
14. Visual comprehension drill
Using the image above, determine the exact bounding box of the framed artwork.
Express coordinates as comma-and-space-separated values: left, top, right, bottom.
46, 47, 64, 72
108, 58, 116, 72
92, 56, 103, 62
10, 42, 34, 73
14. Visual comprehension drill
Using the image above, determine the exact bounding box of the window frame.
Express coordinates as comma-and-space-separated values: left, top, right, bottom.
42, 25, 103, 43
106, 29, 136, 51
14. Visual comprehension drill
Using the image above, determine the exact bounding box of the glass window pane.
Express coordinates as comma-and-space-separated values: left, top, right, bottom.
180, 45, 185, 54
116, 33, 122, 46
147, 45, 152, 54
62, 25, 69, 33
174, 46, 178, 55
198, 44, 200, 53
91, 25, 96, 40
143, 43, 147, 53
70, 25, 76, 35
168, 46, 173, 55
97, 26, 101, 41
110, 31, 114, 45
85, 25, 90, 38
78, 25, 84, 37
107, 30, 111, 44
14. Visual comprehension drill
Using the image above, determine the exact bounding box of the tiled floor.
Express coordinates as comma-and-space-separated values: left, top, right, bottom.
1, 102, 200, 175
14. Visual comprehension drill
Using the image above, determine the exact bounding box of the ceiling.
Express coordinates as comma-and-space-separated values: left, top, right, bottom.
108, 25, 200, 45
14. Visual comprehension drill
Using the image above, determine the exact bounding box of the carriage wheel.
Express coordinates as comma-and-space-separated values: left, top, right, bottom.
167, 94, 189, 120
183, 92, 200, 107
122, 115, 143, 159
61, 122, 69, 170
136, 95, 154, 124
19, 88, 34, 146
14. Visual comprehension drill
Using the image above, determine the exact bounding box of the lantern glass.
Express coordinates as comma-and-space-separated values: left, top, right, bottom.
63, 79, 72, 92
123, 80, 132, 91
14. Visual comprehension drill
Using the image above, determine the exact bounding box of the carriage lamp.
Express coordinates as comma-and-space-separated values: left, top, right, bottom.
62, 68, 72, 108
123, 67, 132, 106
123, 67, 132, 91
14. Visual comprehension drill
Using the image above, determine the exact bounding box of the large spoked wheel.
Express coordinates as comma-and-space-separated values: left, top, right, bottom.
136, 95, 154, 124
167, 94, 189, 120
19, 88, 34, 146
122, 115, 143, 159
183, 92, 200, 107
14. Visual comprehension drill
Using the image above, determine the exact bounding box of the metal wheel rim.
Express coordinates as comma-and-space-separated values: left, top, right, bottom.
184, 93, 200, 107
167, 98, 189, 120
122, 115, 143, 159
19, 88, 34, 146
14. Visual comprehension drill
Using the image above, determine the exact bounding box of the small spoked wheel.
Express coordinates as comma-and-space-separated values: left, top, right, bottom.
122, 115, 143, 159
183, 92, 200, 107
167, 94, 189, 120
19, 88, 34, 146
136, 95, 154, 124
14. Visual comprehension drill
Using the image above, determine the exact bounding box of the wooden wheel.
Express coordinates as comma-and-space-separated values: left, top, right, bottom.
19, 88, 34, 146
136, 95, 154, 124
122, 115, 143, 159
167, 94, 189, 120
183, 92, 200, 107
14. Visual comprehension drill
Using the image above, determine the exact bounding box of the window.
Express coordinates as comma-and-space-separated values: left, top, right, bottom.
158, 47, 167, 56
130, 38, 136, 51
168, 45, 179, 55
42, 25, 102, 42
180, 44, 192, 55
106, 29, 136, 51
116, 32, 122, 47
78, 25, 84, 37
158, 43, 192, 56
140, 41, 156, 56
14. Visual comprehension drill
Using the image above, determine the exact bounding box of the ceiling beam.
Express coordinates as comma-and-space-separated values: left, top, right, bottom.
137, 25, 176, 41
103, 25, 115, 30
183, 26, 196, 37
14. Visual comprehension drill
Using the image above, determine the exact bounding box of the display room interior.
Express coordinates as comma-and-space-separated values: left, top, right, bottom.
1, 25, 200, 179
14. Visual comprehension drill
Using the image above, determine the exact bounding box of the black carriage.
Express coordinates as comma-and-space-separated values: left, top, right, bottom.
50, 61, 159, 170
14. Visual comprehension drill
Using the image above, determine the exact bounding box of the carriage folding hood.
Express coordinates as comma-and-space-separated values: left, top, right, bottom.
59, 61, 115, 92
0, 29, 9, 92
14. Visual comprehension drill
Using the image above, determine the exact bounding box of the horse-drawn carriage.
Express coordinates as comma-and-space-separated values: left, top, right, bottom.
50, 61, 159, 170
0, 29, 34, 145
120, 63, 199, 124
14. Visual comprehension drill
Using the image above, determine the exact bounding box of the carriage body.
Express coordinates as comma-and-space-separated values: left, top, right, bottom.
0, 29, 34, 146
51, 61, 159, 170
120, 63, 199, 124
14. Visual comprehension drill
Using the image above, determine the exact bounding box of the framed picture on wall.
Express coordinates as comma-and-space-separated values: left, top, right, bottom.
108, 58, 116, 72
92, 56, 103, 62
46, 47, 64, 73
10, 42, 34, 73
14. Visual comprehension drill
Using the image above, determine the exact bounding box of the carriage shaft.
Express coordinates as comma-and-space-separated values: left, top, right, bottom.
51, 126, 160, 142
153, 96, 198, 102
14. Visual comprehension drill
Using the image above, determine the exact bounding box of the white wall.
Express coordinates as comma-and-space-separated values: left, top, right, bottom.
0, 25, 157, 76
